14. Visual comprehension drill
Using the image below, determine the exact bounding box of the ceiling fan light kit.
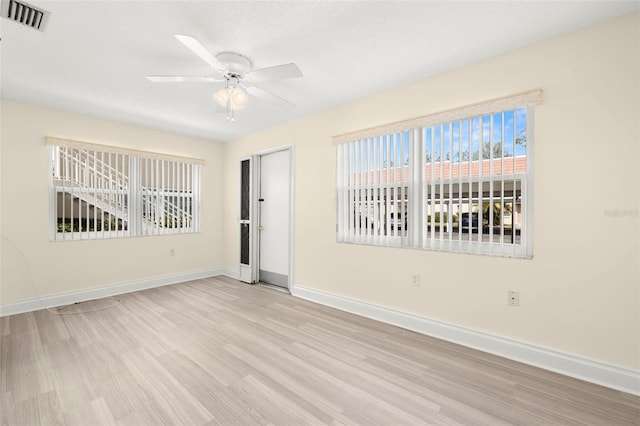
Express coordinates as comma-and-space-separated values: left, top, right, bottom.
214, 76, 248, 123
146, 34, 302, 124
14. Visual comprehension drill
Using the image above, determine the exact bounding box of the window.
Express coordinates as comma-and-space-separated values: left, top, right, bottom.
336, 90, 541, 258
48, 138, 202, 240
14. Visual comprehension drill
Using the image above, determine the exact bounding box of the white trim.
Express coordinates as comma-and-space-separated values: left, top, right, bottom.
525, 105, 535, 257
287, 145, 295, 291
46, 137, 205, 165
222, 268, 240, 280
251, 154, 260, 283
251, 144, 293, 157
0, 268, 226, 317
290, 284, 640, 396
332, 88, 543, 145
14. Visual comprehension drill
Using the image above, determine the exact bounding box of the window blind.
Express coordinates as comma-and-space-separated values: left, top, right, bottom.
336, 89, 541, 258
48, 138, 203, 240
332, 89, 542, 145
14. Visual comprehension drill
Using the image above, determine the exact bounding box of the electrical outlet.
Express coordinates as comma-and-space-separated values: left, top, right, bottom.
169, 248, 175, 257
411, 274, 420, 287
508, 290, 520, 306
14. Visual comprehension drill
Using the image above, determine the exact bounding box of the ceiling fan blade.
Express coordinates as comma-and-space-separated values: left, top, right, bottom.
244, 63, 303, 82
174, 34, 226, 72
245, 85, 296, 111
146, 76, 223, 83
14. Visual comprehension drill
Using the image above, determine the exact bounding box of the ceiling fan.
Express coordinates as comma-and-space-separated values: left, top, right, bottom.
146, 34, 303, 122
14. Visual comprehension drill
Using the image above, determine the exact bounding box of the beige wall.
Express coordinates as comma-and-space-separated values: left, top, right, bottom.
1, 12, 637, 372
223, 13, 639, 370
1, 100, 225, 302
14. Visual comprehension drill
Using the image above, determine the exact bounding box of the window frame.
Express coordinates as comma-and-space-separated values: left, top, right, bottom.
47, 138, 203, 241
335, 91, 540, 259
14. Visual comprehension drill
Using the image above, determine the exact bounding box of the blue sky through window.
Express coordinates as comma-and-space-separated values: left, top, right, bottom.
359, 107, 526, 170
426, 107, 527, 163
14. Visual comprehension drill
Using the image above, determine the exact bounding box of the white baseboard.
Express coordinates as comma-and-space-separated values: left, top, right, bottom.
4, 273, 637, 396
0, 268, 226, 317
290, 284, 640, 396
220, 268, 240, 280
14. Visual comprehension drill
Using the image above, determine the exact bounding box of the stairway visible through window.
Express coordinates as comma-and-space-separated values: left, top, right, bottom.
47, 139, 202, 241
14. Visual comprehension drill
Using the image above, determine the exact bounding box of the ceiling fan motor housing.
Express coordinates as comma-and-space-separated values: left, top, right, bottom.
216, 52, 252, 75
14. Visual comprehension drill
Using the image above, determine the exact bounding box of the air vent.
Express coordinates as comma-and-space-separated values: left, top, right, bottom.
1, 0, 49, 31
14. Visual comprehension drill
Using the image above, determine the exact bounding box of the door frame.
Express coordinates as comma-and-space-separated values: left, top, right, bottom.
238, 156, 257, 284
242, 144, 294, 290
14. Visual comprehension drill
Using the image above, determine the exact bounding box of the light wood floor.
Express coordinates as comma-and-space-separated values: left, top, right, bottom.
1, 276, 638, 425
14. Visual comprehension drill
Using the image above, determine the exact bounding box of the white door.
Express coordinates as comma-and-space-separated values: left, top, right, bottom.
258, 149, 291, 289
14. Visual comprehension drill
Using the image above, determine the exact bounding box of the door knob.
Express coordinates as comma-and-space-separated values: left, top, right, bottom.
258, 226, 264, 231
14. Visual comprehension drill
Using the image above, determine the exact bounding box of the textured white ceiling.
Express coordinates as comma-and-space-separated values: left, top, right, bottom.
1, 1, 638, 142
